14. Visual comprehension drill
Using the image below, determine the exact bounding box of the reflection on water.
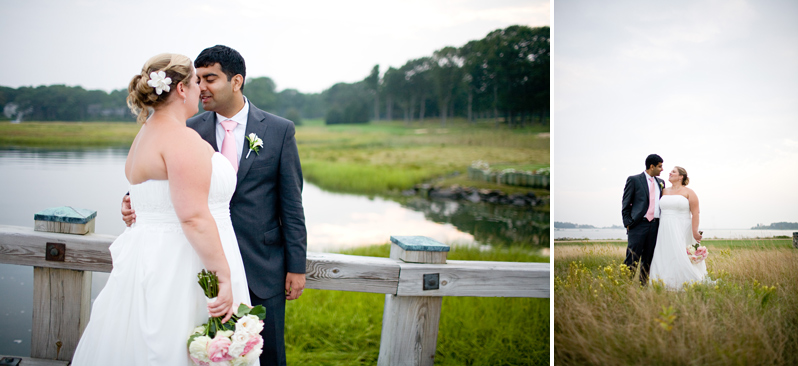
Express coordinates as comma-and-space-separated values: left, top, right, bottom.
303, 184, 474, 251
402, 197, 549, 247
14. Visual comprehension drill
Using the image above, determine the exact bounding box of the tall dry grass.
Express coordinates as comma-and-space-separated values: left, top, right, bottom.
554, 242, 798, 365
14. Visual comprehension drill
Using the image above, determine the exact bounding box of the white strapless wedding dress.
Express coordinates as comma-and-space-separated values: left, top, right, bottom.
72, 153, 253, 365
649, 195, 709, 289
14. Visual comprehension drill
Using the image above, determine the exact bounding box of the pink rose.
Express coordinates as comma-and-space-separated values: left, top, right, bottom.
241, 335, 263, 355
696, 247, 708, 257
208, 337, 234, 362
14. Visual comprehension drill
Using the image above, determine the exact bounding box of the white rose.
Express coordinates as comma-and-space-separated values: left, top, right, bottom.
231, 330, 249, 344
232, 346, 262, 366
236, 315, 263, 335
228, 340, 247, 358
215, 330, 234, 339
210, 361, 232, 366
245, 346, 262, 362
192, 326, 206, 335
247, 315, 264, 334
189, 335, 212, 362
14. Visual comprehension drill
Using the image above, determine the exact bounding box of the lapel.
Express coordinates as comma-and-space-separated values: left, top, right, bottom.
236, 106, 269, 186
656, 177, 664, 198
195, 113, 219, 152
640, 172, 650, 203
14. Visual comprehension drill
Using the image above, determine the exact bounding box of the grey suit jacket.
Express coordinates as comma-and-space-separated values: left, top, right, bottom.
187, 103, 307, 299
621, 172, 664, 230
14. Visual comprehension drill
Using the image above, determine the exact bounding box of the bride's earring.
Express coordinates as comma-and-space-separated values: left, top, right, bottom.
183, 98, 186, 104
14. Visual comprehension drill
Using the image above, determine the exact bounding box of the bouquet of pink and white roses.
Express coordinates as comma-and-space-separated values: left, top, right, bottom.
687, 243, 708, 264
187, 270, 265, 366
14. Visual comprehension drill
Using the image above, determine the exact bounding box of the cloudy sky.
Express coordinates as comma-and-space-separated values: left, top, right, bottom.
0, 0, 548, 94
552, 0, 798, 229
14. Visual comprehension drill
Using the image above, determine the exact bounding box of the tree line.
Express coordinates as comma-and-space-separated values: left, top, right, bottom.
0, 25, 548, 127
325, 25, 549, 126
0, 81, 325, 125
751, 222, 798, 230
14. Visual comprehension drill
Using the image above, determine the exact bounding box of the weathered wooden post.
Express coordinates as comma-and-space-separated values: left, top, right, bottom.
793, 232, 798, 249
31, 207, 96, 361
378, 236, 449, 366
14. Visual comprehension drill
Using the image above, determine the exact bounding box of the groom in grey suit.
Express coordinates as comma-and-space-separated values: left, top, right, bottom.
191, 45, 306, 366
622, 154, 664, 285
123, 45, 306, 366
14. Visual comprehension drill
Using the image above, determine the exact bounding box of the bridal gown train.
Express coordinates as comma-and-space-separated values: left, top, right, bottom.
649, 195, 708, 289
72, 153, 253, 365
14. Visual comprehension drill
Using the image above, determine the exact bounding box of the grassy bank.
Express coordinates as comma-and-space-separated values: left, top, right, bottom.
0, 121, 139, 147
296, 118, 549, 196
554, 239, 798, 365
285, 243, 549, 365
0, 119, 549, 198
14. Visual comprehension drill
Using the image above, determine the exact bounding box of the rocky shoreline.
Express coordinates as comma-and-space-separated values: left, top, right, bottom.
402, 184, 546, 207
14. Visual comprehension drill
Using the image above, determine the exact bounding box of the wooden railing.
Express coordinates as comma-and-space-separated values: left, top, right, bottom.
0, 225, 549, 366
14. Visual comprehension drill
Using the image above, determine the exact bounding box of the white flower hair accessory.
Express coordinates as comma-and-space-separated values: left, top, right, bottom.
147, 71, 172, 95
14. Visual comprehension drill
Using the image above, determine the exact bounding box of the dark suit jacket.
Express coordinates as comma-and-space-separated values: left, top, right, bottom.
622, 172, 664, 230
187, 103, 307, 299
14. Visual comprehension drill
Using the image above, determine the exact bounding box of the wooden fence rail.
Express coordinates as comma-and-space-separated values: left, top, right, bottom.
0, 225, 549, 365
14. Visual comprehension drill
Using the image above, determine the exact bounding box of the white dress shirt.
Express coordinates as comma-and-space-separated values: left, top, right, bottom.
644, 171, 661, 219
215, 96, 250, 162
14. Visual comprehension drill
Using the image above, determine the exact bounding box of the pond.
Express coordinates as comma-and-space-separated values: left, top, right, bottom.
0, 147, 548, 356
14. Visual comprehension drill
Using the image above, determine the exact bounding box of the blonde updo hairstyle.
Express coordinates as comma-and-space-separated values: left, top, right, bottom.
127, 53, 193, 124
675, 166, 689, 186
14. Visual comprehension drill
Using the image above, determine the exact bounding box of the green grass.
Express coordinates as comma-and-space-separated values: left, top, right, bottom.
296, 118, 549, 195
554, 239, 798, 365
1, 119, 549, 197
554, 238, 793, 249
0, 121, 139, 147
285, 243, 549, 365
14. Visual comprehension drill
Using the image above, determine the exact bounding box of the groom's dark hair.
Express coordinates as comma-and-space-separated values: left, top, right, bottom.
645, 154, 663, 170
195, 45, 247, 91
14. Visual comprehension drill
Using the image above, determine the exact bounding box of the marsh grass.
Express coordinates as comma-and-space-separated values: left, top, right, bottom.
554, 240, 798, 365
0, 121, 139, 147
2, 119, 549, 196
296, 120, 548, 194
286, 243, 549, 365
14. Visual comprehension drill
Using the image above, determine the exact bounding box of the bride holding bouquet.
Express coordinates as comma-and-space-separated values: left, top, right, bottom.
649, 166, 711, 289
71, 53, 255, 365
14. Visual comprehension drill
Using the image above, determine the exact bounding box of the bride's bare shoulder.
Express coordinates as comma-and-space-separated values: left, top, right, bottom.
164, 126, 214, 159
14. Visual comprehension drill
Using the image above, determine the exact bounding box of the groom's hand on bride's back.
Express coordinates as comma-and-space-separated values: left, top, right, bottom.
121, 194, 136, 227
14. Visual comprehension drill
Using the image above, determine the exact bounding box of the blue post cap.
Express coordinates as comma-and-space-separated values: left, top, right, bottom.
34, 206, 97, 224
390, 236, 450, 252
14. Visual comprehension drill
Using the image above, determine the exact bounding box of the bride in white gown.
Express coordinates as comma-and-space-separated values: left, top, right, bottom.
72, 53, 253, 365
649, 166, 709, 289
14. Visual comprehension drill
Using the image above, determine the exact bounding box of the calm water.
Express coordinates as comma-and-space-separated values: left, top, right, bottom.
555, 228, 797, 240
0, 147, 489, 356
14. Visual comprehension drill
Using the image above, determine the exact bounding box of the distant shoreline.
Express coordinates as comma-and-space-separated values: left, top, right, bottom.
554, 237, 790, 243
554, 227, 796, 231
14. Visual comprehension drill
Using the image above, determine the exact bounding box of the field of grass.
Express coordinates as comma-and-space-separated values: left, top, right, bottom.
0, 121, 139, 147
0, 119, 549, 197
554, 239, 798, 365
296, 118, 549, 195
285, 243, 550, 365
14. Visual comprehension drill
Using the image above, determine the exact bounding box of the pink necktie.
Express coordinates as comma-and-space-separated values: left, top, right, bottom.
645, 177, 655, 221
220, 119, 238, 172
